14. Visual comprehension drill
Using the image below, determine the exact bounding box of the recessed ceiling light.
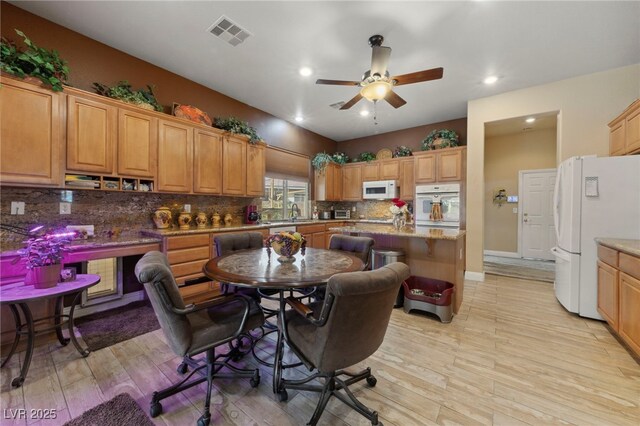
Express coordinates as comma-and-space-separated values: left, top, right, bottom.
359, 110, 370, 117
483, 75, 498, 85
525, 117, 536, 123
299, 67, 312, 77
294, 115, 304, 122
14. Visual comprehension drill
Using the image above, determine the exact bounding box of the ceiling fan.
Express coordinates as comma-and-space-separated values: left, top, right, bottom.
316, 34, 443, 110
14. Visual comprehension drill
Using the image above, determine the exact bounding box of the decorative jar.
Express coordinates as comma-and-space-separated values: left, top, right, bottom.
224, 213, 233, 226
212, 212, 221, 227
153, 206, 172, 229
195, 212, 208, 228
178, 211, 192, 230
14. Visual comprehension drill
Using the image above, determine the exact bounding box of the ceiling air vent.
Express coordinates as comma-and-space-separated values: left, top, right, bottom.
208, 15, 251, 47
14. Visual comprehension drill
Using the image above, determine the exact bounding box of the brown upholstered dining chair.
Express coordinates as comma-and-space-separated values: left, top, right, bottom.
312, 234, 375, 301
277, 262, 410, 426
213, 232, 264, 297
135, 251, 264, 426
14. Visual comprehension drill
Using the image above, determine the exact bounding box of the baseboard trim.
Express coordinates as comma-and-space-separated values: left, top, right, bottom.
484, 250, 520, 258
64, 290, 146, 318
465, 271, 485, 282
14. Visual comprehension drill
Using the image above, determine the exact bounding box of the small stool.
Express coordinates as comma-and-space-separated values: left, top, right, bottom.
371, 249, 405, 308
402, 276, 454, 323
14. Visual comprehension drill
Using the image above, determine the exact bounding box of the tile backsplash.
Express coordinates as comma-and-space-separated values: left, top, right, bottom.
0, 188, 259, 247
316, 200, 414, 221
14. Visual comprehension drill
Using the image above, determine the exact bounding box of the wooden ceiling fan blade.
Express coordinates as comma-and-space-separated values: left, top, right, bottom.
385, 90, 407, 108
340, 93, 363, 110
392, 67, 444, 86
370, 46, 391, 77
316, 79, 360, 86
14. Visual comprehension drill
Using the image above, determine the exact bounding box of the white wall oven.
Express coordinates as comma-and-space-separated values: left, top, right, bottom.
415, 184, 461, 228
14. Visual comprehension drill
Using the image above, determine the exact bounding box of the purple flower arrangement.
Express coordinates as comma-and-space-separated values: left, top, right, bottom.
18, 229, 77, 269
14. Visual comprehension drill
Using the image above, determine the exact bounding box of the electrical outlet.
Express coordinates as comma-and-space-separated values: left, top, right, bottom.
60, 202, 71, 215
184, 204, 191, 213
512, 207, 518, 214
10, 201, 25, 215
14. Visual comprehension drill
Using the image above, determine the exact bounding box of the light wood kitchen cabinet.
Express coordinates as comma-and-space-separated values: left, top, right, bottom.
314, 163, 342, 201
361, 162, 380, 181
379, 159, 400, 180
414, 152, 436, 183
66, 93, 117, 174
399, 158, 415, 200
118, 107, 157, 178
246, 143, 265, 197
0, 77, 63, 186
164, 234, 212, 286
193, 128, 223, 194
414, 147, 466, 183
608, 99, 640, 156
297, 224, 326, 249
597, 242, 640, 357
342, 164, 363, 201
157, 119, 193, 192
222, 135, 247, 195
324, 222, 344, 249
597, 260, 619, 330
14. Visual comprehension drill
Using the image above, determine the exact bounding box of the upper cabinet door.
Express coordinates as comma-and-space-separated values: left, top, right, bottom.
609, 119, 626, 156
361, 162, 380, 181
193, 128, 223, 194
118, 108, 158, 178
333, 164, 343, 201
437, 149, 464, 181
379, 159, 400, 180
414, 153, 436, 183
399, 159, 415, 200
157, 119, 193, 193
0, 77, 62, 186
246, 143, 265, 197
66, 94, 117, 174
222, 135, 247, 195
626, 104, 640, 154
342, 164, 363, 201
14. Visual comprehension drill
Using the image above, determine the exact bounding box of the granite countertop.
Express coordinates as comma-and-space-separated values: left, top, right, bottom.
595, 238, 640, 257
140, 219, 393, 237
328, 224, 466, 240
1, 235, 162, 257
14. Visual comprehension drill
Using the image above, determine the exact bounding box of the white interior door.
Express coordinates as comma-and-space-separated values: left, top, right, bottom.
521, 169, 557, 260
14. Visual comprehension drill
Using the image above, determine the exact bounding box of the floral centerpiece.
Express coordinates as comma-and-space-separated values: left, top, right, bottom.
393, 145, 413, 157
266, 231, 306, 263
390, 198, 409, 230
332, 152, 350, 165
421, 129, 460, 150
18, 229, 77, 288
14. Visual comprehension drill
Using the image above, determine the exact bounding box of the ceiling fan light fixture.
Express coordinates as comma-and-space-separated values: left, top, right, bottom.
360, 80, 391, 102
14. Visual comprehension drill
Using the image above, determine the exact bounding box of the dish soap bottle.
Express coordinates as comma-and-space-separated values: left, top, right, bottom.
312, 206, 319, 220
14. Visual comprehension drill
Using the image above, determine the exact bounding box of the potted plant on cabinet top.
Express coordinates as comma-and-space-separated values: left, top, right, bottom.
0, 29, 70, 92
421, 129, 460, 150
213, 116, 261, 144
19, 229, 77, 288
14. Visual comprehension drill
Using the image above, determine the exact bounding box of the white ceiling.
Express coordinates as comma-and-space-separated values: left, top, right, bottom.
10, 1, 640, 141
485, 112, 557, 138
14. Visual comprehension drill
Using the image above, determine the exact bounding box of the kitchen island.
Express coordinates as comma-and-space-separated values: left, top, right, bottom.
329, 224, 466, 314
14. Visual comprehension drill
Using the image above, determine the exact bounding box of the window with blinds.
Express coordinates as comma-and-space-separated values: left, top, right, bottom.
263, 147, 310, 220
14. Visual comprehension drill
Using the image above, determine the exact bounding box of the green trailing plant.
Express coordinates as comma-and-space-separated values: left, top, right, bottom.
213, 116, 261, 144
421, 129, 460, 151
355, 151, 376, 163
311, 152, 335, 172
393, 146, 413, 157
332, 152, 350, 165
0, 29, 70, 92
93, 81, 163, 112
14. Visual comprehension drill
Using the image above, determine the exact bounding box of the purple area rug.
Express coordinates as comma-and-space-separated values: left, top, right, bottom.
75, 301, 159, 351
63, 392, 154, 426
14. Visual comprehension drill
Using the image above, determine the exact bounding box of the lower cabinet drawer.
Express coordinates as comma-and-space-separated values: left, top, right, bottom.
597, 244, 619, 268
167, 246, 210, 264
619, 252, 640, 280
171, 259, 208, 281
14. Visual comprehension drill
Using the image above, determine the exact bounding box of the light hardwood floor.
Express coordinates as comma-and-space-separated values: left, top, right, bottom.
1, 274, 639, 426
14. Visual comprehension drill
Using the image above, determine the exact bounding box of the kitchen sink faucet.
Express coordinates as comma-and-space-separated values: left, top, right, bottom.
290, 203, 300, 221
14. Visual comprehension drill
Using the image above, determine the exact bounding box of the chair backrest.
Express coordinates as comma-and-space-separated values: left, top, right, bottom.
313, 262, 410, 372
328, 234, 374, 269
214, 232, 264, 257
134, 251, 192, 356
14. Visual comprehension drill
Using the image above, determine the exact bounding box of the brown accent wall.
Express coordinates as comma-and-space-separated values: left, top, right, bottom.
337, 117, 467, 159
0, 2, 336, 158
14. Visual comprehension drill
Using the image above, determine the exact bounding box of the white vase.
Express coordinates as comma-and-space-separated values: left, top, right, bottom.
392, 214, 406, 230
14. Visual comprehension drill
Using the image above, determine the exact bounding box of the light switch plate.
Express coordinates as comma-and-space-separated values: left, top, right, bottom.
512, 207, 518, 214
10, 201, 25, 215
184, 204, 191, 213
60, 202, 71, 215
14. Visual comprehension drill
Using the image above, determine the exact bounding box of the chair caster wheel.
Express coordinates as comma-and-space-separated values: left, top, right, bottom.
150, 401, 162, 417
250, 373, 260, 388
371, 411, 381, 425
278, 389, 288, 402
197, 413, 211, 426
10, 377, 24, 388
177, 362, 188, 374
366, 375, 377, 387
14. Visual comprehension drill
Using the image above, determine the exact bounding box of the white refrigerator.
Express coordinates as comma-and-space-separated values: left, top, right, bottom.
552, 155, 640, 319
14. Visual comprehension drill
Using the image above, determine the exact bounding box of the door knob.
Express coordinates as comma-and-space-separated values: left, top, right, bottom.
524, 219, 528, 223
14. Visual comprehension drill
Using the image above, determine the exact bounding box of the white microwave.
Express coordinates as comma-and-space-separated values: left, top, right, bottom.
362, 180, 399, 200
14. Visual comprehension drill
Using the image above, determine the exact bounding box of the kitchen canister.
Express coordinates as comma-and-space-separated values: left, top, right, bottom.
195, 212, 208, 228
153, 206, 172, 229
212, 212, 221, 227
178, 211, 192, 230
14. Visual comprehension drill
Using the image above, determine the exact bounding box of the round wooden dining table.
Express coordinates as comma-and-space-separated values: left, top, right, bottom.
203, 247, 365, 393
